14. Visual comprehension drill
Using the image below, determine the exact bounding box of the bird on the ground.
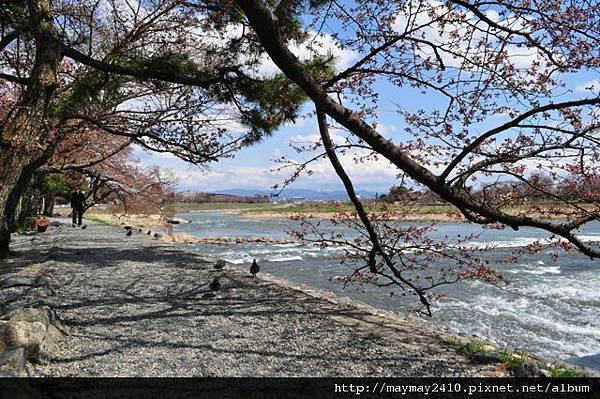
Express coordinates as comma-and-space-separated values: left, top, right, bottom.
81, 225, 87, 230
125, 230, 132, 237
209, 277, 221, 292
214, 259, 226, 269
124, 226, 132, 230
250, 259, 260, 278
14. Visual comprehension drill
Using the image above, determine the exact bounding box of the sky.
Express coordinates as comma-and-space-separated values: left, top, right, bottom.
132, 2, 600, 195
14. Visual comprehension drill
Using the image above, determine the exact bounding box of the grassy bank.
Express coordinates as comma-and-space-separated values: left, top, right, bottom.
173, 201, 587, 222
174, 201, 462, 220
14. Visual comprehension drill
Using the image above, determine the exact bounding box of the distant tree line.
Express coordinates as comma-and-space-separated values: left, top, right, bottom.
380, 172, 600, 206
176, 191, 269, 204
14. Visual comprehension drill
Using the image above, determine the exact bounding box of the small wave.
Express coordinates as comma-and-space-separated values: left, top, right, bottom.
506, 265, 561, 275
523, 266, 561, 275
459, 237, 546, 250
267, 255, 303, 262
223, 257, 248, 265
271, 243, 302, 248
527, 283, 600, 303
469, 235, 600, 250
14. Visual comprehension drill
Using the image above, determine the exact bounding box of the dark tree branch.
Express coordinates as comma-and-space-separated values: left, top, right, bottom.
62, 46, 219, 89
316, 107, 431, 315
440, 98, 600, 181
235, 0, 600, 259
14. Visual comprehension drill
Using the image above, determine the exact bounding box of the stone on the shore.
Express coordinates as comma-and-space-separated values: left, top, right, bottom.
470, 351, 502, 365
539, 369, 552, 378
0, 307, 69, 365
12, 321, 47, 350
511, 361, 541, 377
34, 274, 52, 288
0, 347, 26, 376
1, 277, 36, 289
0, 320, 46, 359
6, 307, 69, 336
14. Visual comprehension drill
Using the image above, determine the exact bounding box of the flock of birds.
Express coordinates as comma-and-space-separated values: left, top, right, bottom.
209, 258, 260, 294
123, 225, 260, 295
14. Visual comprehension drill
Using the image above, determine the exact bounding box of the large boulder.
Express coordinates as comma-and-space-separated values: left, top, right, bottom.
0, 347, 26, 376
0, 306, 70, 367
0, 320, 46, 360
5, 306, 70, 337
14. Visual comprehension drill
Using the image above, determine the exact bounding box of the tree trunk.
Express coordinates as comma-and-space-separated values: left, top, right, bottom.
43, 194, 55, 216
0, 156, 32, 258
0, 0, 63, 258
0, 218, 9, 259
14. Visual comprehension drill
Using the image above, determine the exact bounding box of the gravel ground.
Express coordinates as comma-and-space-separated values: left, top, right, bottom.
1, 219, 504, 377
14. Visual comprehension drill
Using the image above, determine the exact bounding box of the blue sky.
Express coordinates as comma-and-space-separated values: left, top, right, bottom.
134, 71, 599, 194
134, 3, 600, 195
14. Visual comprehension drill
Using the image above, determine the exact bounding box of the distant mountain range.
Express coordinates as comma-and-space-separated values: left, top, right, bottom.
212, 188, 379, 201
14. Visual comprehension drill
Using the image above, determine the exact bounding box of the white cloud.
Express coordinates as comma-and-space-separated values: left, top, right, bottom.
133, 142, 403, 192
375, 123, 397, 136
250, 31, 358, 78
392, 0, 546, 70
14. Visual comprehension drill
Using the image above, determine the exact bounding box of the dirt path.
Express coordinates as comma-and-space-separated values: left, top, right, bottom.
1, 219, 503, 377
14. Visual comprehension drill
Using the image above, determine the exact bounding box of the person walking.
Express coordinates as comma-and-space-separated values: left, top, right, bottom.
70, 188, 86, 228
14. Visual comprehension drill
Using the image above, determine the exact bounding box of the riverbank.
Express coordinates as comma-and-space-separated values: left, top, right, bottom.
2, 218, 593, 377
83, 202, 589, 226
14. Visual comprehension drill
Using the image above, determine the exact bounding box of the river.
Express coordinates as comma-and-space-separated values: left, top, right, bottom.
171, 210, 600, 369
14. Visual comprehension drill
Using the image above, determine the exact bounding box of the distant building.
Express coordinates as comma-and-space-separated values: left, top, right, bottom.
289, 196, 306, 204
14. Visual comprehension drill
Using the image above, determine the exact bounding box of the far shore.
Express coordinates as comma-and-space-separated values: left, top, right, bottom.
74, 201, 590, 228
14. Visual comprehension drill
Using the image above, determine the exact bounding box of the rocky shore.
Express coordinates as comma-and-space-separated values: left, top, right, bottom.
0, 219, 588, 377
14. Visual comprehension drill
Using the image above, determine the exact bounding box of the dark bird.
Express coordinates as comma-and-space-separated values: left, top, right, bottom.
125, 230, 132, 237
124, 226, 132, 230
214, 259, 226, 269
209, 277, 221, 292
250, 259, 260, 278
81, 225, 87, 230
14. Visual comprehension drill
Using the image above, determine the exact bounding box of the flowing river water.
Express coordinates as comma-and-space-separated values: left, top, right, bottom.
172, 210, 600, 369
